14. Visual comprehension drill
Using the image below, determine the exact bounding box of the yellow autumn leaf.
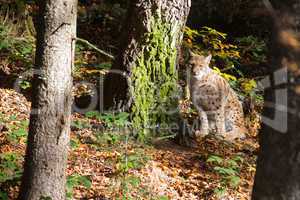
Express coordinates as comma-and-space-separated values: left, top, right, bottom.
241, 79, 257, 93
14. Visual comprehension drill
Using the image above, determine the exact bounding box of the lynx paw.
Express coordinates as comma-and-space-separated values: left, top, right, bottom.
195, 129, 209, 137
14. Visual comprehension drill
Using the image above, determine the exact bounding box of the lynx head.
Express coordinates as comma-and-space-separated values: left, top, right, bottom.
189, 53, 212, 76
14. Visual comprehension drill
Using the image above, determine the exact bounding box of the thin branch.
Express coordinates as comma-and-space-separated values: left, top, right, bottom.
75, 37, 115, 60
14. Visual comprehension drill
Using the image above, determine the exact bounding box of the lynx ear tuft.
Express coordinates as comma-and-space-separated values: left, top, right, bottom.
189, 50, 196, 57
205, 54, 212, 64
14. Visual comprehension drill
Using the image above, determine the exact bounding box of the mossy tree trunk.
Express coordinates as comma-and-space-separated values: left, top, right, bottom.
252, 0, 300, 199
103, 0, 191, 135
18, 0, 77, 199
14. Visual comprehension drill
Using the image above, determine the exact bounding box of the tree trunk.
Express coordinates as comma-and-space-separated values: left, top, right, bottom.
103, 0, 191, 109
18, 0, 77, 199
103, 0, 191, 136
252, 0, 300, 199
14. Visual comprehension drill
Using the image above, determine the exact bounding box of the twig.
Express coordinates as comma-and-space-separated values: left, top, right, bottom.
75, 37, 115, 60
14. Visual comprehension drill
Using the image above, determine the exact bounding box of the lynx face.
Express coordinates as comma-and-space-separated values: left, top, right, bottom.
189, 54, 212, 77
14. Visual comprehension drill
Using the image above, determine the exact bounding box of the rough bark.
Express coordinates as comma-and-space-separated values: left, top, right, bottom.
103, 0, 191, 109
252, 0, 300, 199
18, 0, 77, 199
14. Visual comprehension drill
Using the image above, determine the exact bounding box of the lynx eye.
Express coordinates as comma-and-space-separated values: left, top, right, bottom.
188, 62, 195, 67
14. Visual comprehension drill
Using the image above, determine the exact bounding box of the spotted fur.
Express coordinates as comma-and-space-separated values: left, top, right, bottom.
189, 53, 246, 140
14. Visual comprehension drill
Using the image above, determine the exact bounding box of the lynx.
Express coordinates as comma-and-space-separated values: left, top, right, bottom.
189, 53, 246, 140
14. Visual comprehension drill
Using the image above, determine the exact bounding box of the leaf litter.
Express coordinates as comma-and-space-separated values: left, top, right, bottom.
0, 88, 259, 200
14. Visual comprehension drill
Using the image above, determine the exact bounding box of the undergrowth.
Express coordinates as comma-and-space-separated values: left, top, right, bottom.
207, 154, 244, 197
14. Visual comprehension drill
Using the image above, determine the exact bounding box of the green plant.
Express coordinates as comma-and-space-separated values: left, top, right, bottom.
157, 196, 169, 200
5, 119, 28, 143
70, 138, 81, 149
0, 190, 8, 200
184, 26, 240, 70
19, 80, 31, 90
0, 152, 23, 183
0, 116, 29, 143
9, 115, 17, 121
115, 158, 148, 199
85, 111, 129, 129
110, 134, 151, 199
115, 175, 142, 200
95, 132, 122, 145
66, 174, 92, 199
101, 112, 129, 128
207, 154, 244, 197
71, 120, 90, 130
0, 13, 35, 82
0, 22, 35, 69
116, 150, 149, 174
84, 111, 101, 119
8, 128, 27, 143
235, 36, 267, 64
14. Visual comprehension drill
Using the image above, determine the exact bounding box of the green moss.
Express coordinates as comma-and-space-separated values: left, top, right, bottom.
129, 16, 181, 138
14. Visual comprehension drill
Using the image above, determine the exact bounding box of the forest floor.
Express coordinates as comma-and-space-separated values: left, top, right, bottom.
0, 88, 259, 200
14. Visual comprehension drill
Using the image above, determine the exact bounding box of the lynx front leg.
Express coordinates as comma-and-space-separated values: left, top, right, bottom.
195, 110, 209, 137
215, 108, 226, 136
